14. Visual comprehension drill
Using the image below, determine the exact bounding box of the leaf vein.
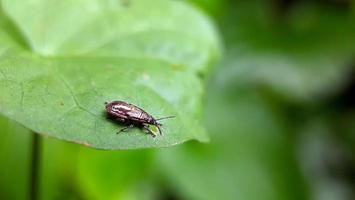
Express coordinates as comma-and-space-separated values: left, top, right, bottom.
58, 75, 98, 117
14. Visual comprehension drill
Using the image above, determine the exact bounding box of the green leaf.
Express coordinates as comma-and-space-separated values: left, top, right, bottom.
2, 0, 220, 72
187, 0, 227, 18
77, 148, 154, 200
38, 137, 82, 200
0, 115, 32, 200
158, 85, 308, 200
0, 0, 220, 149
0, 49, 209, 149
36, 136, 159, 200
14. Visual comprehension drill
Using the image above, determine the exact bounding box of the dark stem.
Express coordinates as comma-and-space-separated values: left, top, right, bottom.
30, 132, 41, 200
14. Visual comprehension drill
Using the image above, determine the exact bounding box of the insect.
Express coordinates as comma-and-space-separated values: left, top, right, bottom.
105, 101, 175, 137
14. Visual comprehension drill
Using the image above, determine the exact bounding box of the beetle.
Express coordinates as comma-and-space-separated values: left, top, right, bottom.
105, 101, 175, 137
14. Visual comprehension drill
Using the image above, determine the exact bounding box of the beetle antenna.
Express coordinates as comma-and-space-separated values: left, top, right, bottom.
156, 116, 175, 121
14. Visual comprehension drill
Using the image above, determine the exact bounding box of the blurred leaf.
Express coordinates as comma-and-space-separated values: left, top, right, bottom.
0, 115, 31, 200
33, 136, 158, 200
298, 119, 355, 200
158, 84, 308, 200
2, 0, 220, 72
77, 149, 154, 200
215, 1, 355, 101
186, 0, 226, 18
336, 112, 355, 151
0, 0, 221, 149
38, 137, 83, 200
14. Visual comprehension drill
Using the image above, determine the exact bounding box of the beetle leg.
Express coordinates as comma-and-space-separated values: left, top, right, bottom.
117, 124, 134, 134
156, 125, 163, 136
143, 125, 157, 138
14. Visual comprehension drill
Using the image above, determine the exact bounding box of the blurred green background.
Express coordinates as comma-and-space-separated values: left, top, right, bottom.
1, 0, 355, 200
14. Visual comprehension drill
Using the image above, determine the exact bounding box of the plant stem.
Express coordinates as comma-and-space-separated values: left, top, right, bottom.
30, 132, 41, 200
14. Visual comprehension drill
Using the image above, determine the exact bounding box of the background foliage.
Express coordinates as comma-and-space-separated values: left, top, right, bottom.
1, 0, 355, 200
